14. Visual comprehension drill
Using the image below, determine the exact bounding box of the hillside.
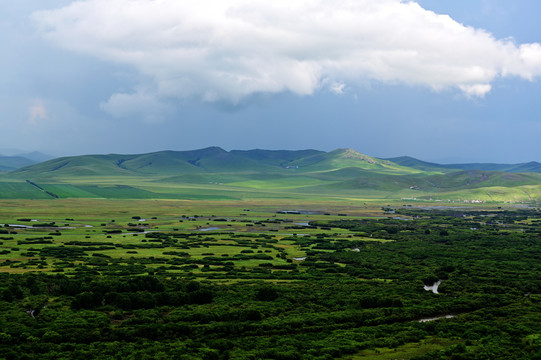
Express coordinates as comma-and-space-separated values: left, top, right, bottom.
10, 147, 420, 179
11, 154, 136, 178
230, 149, 323, 166
388, 156, 541, 174
384, 156, 455, 173
2, 147, 540, 202
288, 149, 421, 174
0, 155, 37, 172
16, 151, 53, 162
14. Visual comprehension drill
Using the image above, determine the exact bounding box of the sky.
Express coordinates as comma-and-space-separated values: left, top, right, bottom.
1, 0, 541, 163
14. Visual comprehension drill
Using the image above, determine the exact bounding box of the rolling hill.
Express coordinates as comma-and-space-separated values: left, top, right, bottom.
0, 155, 37, 172
443, 161, 541, 173
10, 147, 422, 179
1, 147, 540, 202
387, 156, 541, 174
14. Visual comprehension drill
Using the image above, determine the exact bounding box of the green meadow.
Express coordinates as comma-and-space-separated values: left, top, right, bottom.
2, 147, 540, 203
1, 196, 540, 359
0, 148, 540, 359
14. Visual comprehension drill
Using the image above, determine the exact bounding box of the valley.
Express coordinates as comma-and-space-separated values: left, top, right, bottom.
0, 198, 540, 359
0, 148, 540, 359
1, 147, 540, 203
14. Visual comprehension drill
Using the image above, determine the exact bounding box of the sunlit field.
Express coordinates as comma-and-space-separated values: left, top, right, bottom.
1, 197, 540, 359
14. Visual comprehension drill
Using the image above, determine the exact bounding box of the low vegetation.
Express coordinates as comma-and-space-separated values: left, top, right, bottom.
1, 147, 541, 202
0, 199, 540, 359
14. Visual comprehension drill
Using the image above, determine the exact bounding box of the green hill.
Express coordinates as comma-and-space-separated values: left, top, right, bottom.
12, 154, 135, 178
504, 161, 541, 173
444, 162, 540, 173
384, 156, 453, 173
230, 149, 323, 166
422, 170, 541, 190
10, 147, 415, 179
2, 148, 541, 202
389, 156, 541, 174
287, 149, 421, 174
0, 155, 36, 172
10, 147, 288, 178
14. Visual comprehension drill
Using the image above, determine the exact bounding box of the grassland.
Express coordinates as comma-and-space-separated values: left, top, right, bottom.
1, 196, 540, 359
0, 198, 391, 274
3, 147, 540, 203
0, 147, 540, 359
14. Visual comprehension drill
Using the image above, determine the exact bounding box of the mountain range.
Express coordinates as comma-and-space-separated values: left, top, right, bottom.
0, 151, 53, 172
386, 156, 541, 174
1, 147, 540, 202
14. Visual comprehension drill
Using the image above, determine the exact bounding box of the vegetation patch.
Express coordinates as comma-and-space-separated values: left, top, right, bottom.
0, 199, 540, 359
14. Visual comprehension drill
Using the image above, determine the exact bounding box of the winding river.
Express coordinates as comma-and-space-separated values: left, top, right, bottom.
418, 314, 455, 323
423, 280, 442, 294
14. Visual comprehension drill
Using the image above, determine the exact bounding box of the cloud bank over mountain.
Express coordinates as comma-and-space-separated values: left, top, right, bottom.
33, 0, 541, 111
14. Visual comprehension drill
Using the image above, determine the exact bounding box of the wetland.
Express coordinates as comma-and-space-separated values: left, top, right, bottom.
0, 199, 540, 359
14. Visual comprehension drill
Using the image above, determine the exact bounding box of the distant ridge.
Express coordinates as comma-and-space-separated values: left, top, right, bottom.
0, 155, 36, 172
382, 156, 452, 173
444, 161, 541, 173
387, 156, 541, 174
230, 149, 323, 166
0, 151, 53, 172
2, 147, 540, 201
10, 147, 423, 179
16, 151, 53, 163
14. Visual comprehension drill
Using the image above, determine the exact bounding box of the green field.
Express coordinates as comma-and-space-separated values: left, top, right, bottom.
0, 197, 540, 359
0, 148, 540, 358
2, 147, 540, 203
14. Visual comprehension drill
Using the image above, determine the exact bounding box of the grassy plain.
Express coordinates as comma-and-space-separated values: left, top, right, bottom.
346, 337, 459, 359
3, 146, 541, 203
1, 148, 541, 358
0, 197, 394, 273
1, 195, 540, 359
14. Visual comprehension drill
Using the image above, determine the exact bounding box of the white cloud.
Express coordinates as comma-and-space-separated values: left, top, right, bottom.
28, 99, 48, 125
329, 81, 346, 95
100, 90, 175, 123
458, 84, 492, 98
33, 0, 541, 102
